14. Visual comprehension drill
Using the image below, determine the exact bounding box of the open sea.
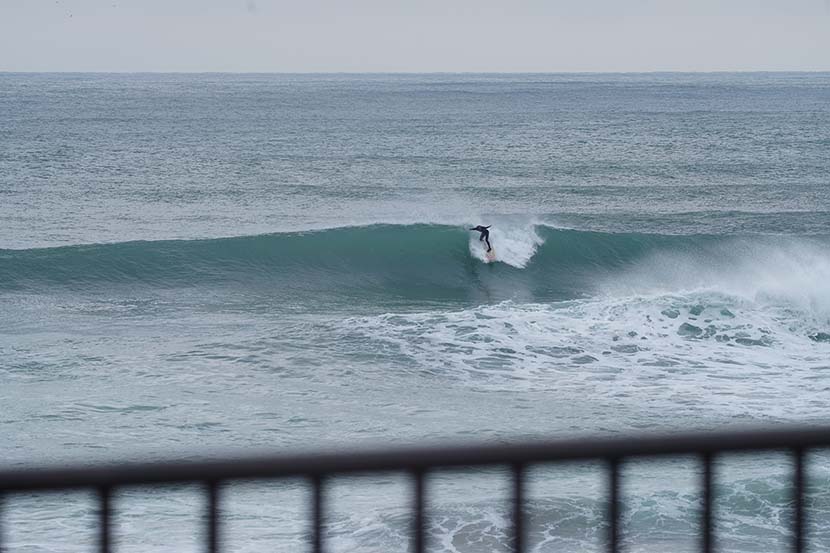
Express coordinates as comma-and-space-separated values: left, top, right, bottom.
2, 72, 830, 552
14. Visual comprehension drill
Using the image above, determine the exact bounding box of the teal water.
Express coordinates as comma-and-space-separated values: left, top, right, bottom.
2, 73, 830, 552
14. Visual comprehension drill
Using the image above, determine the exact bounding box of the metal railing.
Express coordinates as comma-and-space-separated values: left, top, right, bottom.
0, 425, 827, 553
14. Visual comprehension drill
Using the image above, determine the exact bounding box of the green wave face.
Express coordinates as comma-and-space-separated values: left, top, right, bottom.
2, 225, 830, 311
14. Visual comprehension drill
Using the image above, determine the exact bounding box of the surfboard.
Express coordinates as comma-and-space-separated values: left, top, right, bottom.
485, 248, 497, 263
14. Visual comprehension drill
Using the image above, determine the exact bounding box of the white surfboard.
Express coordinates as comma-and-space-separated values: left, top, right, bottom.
485, 248, 497, 263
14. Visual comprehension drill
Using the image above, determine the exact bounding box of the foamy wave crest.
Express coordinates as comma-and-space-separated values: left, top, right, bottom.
603, 237, 830, 321
467, 221, 544, 268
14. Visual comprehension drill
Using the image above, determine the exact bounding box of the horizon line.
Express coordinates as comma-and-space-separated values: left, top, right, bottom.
3, 69, 830, 75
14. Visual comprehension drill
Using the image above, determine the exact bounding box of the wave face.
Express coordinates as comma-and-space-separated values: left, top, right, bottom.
4, 224, 830, 314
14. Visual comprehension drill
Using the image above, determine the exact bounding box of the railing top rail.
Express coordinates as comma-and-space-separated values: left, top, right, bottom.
2, 425, 828, 493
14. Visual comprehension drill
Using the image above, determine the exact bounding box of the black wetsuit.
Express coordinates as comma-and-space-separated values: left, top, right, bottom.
470, 225, 492, 252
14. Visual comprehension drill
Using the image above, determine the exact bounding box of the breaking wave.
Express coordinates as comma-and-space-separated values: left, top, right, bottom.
2, 224, 830, 323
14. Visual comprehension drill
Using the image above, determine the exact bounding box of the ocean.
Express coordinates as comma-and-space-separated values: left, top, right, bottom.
2, 72, 830, 552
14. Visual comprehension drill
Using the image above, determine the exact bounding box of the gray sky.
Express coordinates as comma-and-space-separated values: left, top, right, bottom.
2, 0, 829, 72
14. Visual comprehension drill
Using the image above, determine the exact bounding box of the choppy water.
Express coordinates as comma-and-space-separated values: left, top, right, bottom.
2, 72, 830, 552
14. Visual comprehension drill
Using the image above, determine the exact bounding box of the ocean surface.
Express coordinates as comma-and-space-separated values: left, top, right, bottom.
2, 72, 830, 552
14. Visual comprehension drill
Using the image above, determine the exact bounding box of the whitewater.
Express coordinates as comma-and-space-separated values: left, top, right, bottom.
2, 72, 830, 552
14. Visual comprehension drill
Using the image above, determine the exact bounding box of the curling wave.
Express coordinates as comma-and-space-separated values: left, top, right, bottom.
2, 225, 830, 317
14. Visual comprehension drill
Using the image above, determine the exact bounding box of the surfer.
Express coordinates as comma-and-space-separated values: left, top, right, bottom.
470, 225, 492, 252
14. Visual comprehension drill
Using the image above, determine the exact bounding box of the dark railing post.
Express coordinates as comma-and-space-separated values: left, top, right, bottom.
512, 463, 525, 553
608, 458, 620, 553
793, 448, 805, 553
98, 486, 111, 553
207, 481, 220, 553
412, 470, 425, 553
311, 475, 324, 553
0, 493, 4, 553
701, 453, 713, 553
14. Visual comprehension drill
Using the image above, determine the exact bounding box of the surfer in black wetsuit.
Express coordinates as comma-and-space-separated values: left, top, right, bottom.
470, 225, 492, 252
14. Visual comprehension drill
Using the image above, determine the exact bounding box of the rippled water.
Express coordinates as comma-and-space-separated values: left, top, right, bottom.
2, 72, 830, 552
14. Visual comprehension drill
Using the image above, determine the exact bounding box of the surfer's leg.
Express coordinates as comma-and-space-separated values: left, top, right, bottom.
485, 237, 492, 251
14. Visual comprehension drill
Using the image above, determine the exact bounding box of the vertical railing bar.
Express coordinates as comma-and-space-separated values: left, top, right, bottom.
608, 458, 620, 553
413, 470, 425, 553
0, 493, 4, 553
311, 475, 324, 553
794, 448, 805, 553
207, 481, 220, 553
512, 463, 525, 553
701, 453, 713, 553
98, 486, 111, 553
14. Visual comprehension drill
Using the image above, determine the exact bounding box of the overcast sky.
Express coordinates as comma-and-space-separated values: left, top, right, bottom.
2, 0, 829, 72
